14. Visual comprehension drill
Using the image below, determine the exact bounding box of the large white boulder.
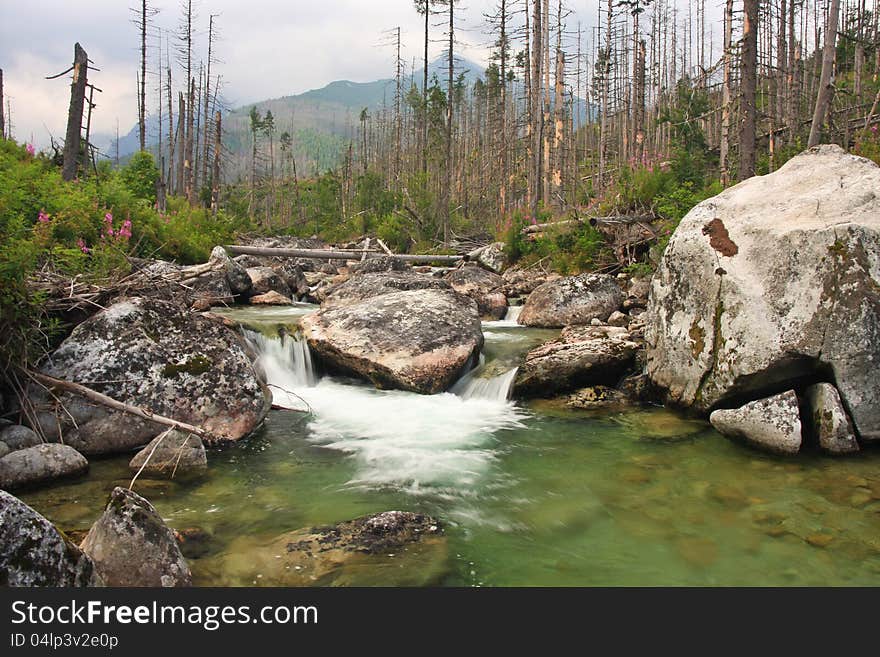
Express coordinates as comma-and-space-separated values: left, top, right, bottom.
646, 146, 880, 442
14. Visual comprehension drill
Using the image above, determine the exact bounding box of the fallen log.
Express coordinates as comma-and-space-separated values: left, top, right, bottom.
225, 245, 464, 264
520, 216, 654, 234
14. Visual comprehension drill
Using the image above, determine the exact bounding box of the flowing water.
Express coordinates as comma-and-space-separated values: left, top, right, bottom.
18, 306, 880, 586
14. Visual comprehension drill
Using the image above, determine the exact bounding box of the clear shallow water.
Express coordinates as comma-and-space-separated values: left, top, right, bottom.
19, 310, 880, 586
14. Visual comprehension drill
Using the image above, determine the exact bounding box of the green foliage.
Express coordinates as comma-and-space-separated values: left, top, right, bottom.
853, 126, 880, 166
119, 151, 160, 202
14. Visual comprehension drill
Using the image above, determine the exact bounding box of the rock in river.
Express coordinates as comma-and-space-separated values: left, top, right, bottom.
709, 390, 803, 455
0, 424, 42, 451
322, 271, 450, 308
514, 325, 640, 397
444, 264, 507, 320
80, 487, 192, 587
646, 146, 880, 442
519, 273, 625, 328
129, 430, 208, 480
804, 383, 859, 455
200, 511, 447, 587
0, 444, 88, 490
29, 297, 271, 455
301, 288, 483, 394
0, 490, 102, 586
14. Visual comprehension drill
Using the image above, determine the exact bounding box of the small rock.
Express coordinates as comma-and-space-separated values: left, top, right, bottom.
0, 443, 7, 459
80, 487, 192, 587
607, 311, 629, 327
249, 290, 294, 305
0, 444, 88, 490
709, 391, 803, 455
0, 425, 42, 451
350, 256, 410, 274
805, 383, 859, 455
129, 431, 207, 480
805, 533, 835, 548
0, 490, 102, 586
518, 273, 625, 328
590, 318, 603, 326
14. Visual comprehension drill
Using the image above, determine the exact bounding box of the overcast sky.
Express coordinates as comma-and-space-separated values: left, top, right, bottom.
1, 1, 718, 149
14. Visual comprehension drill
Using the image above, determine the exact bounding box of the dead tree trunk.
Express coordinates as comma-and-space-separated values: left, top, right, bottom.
185, 77, 195, 204
62, 44, 89, 182
738, 1, 759, 180
211, 110, 221, 216
808, 0, 841, 147
0, 68, 5, 139
176, 92, 185, 195
720, 0, 733, 185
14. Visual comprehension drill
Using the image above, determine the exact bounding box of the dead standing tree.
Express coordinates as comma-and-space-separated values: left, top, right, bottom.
53, 44, 90, 181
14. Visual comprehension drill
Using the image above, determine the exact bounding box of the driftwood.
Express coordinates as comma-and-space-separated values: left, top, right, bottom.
225, 245, 464, 264
521, 215, 654, 235
30, 372, 214, 440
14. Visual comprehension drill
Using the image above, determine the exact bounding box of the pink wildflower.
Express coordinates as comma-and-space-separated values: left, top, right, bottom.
26, 144, 35, 156
77, 238, 90, 254
37, 210, 50, 223
117, 219, 132, 240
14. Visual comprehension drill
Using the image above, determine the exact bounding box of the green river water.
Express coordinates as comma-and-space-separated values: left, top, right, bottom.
18, 305, 880, 586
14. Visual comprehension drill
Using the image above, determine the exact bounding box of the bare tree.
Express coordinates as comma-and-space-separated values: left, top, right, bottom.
739, 0, 759, 180
62, 44, 89, 181
808, 0, 842, 147
0, 69, 5, 139
132, 1, 158, 151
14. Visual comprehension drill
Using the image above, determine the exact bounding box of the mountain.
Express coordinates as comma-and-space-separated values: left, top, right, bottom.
105, 55, 592, 178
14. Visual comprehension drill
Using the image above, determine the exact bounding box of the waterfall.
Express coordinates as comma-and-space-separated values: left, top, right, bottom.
451, 355, 519, 402
504, 305, 523, 323
245, 331, 316, 409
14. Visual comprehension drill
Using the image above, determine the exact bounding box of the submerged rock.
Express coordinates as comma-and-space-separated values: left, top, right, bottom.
322, 271, 450, 308
519, 273, 625, 328
29, 297, 271, 455
646, 146, 880, 442
129, 431, 207, 479
200, 511, 446, 587
805, 383, 859, 455
514, 325, 640, 398
0, 490, 102, 586
0, 444, 88, 490
709, 390, 803, 455
301, 288, 482, 394
80, 487, 192, 587
444, 265, 507, 320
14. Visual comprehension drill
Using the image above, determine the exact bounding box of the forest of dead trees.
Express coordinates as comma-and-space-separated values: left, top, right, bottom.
113, 0, 880, 251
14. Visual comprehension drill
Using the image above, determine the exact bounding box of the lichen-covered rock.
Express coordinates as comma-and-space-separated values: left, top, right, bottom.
564, 385, 630, 410
199, 511, 446, 587
805, 383, 859, 455
513, 325, 640, 397
444, 265, 507, 320
0, 424, 42, 451
0, 490, 102, 586
210, 246, 252, 296
246, 266, 292, 299
302, 289, 482, 394
709, 391, 803, 455
0, 444, 88, 490
322, 271, 451, 308
502, 266, 560, 297
29, 297, 271, 455
646, 146, 880, 442
249, 290, 294, 305
134, 247, 247, 308
0, 443, 8, 459
350, 256, 411, 274
80, 487, 191, 587
129, 431, 207, 479
519, 273, 625, 327
469, 242, 508, 274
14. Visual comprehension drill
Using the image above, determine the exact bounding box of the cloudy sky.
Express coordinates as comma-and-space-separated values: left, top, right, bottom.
1, 1, 716, 148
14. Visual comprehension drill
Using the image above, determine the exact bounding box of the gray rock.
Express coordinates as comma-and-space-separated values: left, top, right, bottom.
0, 443, 8, 459
519, 273, 625, 327
0, 490, 101, 586
201, 511, 446, 587
502, 266, 561, 297
322, 271, 451, 308
514, 325, 640, 397
0, 444, 88, 490
302, 288, 483, 394
29, 297, 271, 455
210, 246, 252, 296
0, 424, 41, 451
647, 146, 880, 442
469, 242, 508, 274
444, 265, 507, 320
80, 487, 192, 587
607, 311, 629, 327
709, 390, 803, 455
350, 256, 410, 274
246, 266, 292, 298
805, 383, 859, 455
129, 431, 207, 479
